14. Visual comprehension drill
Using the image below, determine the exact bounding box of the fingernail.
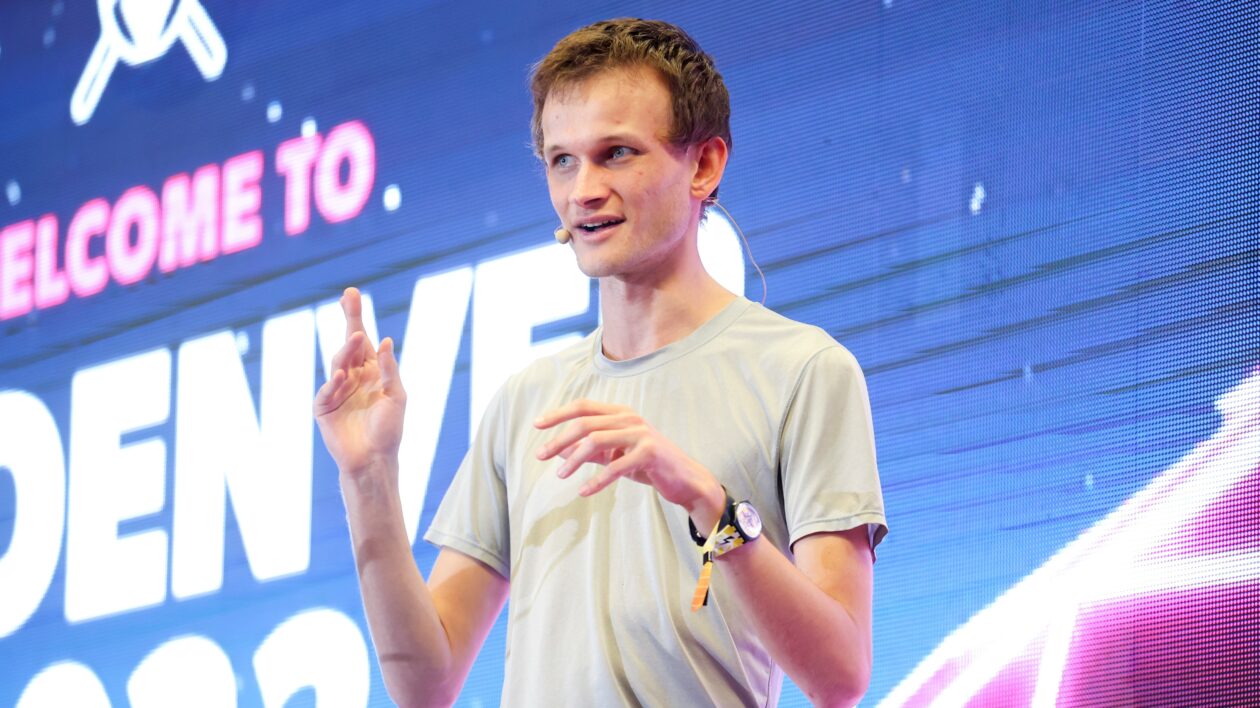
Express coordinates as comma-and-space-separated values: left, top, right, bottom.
535, 446, 547, 459
533, 416, 545, 427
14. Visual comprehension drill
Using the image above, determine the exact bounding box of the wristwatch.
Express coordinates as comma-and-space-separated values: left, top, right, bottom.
689, 489, 762, 557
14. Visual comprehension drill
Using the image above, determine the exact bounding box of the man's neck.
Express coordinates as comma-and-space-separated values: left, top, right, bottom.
598, 257, 737, 362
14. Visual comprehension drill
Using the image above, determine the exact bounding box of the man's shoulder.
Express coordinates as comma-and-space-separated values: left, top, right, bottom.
724, 301, 854, 369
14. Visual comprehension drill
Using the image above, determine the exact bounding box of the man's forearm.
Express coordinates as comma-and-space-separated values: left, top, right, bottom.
718, 537, 871, 706
686, 478, 871, 706
341, 463, 457, 706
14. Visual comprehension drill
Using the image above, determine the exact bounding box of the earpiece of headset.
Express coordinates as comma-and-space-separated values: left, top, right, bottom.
707, 198, 767, 305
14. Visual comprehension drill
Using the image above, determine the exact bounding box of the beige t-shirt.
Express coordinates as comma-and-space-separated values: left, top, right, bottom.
425, 297, 887, 707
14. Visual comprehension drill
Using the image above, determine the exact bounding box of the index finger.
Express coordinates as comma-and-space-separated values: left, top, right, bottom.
341, 287, 366, 340
534, 398, 624, 429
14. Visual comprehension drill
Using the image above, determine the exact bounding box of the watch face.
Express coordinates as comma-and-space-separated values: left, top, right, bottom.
734, 502, 762, 539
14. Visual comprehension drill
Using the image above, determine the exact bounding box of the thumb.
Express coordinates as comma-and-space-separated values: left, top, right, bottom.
379, 337, 405, 398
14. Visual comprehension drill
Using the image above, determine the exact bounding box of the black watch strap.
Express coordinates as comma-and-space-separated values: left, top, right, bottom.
689, 488, 735, 546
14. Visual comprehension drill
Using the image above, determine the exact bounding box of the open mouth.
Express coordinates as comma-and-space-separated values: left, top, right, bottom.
579, 218, 625, 234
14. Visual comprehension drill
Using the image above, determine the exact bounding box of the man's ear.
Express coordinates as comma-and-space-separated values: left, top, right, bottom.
690, 136, 729, 202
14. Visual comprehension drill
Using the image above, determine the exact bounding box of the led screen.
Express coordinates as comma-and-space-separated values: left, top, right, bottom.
1, 1, 1257, 705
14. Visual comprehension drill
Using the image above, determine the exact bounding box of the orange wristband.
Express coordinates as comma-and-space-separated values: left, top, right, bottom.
690, 515, 724, 611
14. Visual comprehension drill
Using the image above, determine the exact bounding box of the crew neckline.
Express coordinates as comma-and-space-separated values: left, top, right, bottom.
591, 297, 755, 377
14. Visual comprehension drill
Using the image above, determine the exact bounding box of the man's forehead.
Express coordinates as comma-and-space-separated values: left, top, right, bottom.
541, 66, 673, 150
546, 64, 661, 102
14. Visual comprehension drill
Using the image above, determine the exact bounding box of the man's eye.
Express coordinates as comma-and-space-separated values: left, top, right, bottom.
553, 155, 573, 168
610, 146, 632, 159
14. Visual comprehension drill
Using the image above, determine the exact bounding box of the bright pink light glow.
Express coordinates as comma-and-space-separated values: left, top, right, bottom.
0, 219, 35, 319
107, 186, 160, 286
313, 120, 374, 225
66, 199, 111, 300
221, 150, 264, 255
34, 215, 68, 310
276, 134, 320, 237
880, 372, 1260, 707
159, 164, 220, 273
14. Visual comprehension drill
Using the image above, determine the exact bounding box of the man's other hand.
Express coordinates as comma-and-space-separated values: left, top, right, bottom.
313, 287, 406, 479
534, 399, 725, 528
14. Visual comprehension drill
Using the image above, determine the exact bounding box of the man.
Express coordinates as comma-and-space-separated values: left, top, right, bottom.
315, 18, 887, 707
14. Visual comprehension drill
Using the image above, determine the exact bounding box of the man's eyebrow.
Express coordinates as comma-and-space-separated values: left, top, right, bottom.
544, 134, 645, 156
598, 133, 642, 145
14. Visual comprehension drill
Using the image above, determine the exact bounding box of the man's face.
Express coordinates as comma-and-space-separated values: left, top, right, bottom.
542, 66, 700, 280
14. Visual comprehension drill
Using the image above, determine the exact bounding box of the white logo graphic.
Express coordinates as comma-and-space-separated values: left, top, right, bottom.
71, 0, 227, 125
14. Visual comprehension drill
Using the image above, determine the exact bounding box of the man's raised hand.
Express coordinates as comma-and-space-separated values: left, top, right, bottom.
314, 287, 406, 479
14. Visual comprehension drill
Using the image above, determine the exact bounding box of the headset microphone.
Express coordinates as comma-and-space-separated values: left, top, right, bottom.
552, 203, 766, 305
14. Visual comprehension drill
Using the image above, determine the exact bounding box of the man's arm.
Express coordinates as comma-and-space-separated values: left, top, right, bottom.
709, 515, 873, 706
536, 400, 876, 706
316, 289, 508, 706
342, 463, 508, 706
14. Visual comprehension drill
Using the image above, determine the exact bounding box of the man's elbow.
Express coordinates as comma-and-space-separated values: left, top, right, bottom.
809, 656, 870, 707
379, 659, 459, 707
821, 683, 869, 708
384, 678, 459, 708
812, 680, 869, 708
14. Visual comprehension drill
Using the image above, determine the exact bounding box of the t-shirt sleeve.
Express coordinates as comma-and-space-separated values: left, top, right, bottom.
422, 383, 511, 579
779, 345, 888, 555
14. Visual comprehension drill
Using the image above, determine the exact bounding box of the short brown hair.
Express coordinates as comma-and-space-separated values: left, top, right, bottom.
529, 18, 732, 168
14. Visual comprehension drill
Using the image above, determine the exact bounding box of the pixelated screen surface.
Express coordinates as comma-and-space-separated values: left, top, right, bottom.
0, 1, 1256, 705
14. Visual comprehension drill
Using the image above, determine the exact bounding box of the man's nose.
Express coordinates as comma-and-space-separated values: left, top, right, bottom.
571, 163, 610, 207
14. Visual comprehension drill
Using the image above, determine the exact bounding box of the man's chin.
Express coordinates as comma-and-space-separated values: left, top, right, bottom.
573, 246, 677, 283
572, 252, 618, 279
